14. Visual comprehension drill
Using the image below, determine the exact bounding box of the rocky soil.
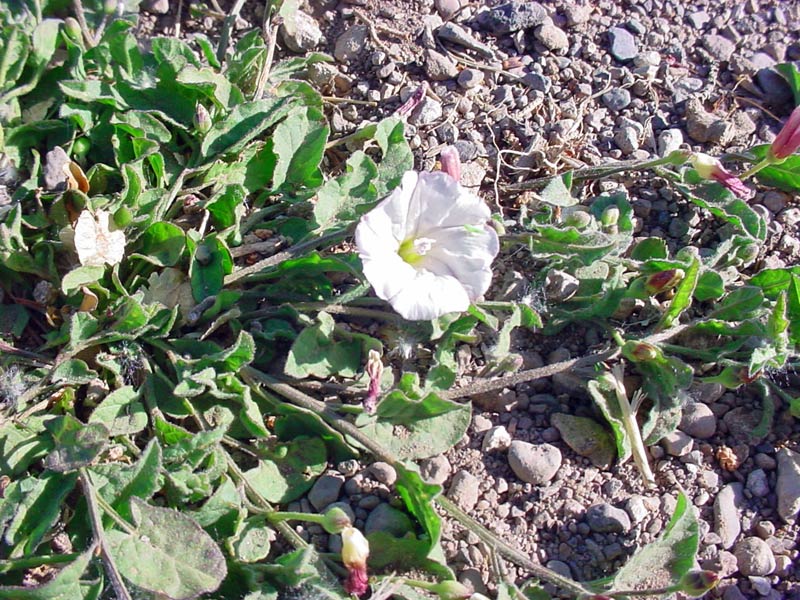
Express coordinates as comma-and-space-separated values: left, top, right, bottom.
138, 0, 800, 598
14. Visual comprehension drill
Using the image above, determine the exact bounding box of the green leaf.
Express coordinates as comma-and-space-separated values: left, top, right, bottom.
678, 182, 766, 240
61, 265, 106, 295
0, 304, 28, 338
777, 63, 800, 105
586, 375, 632, 462
749, 267, 800, 299
190, 236, 233, 301
313, 151, 378, 233
2, 471, 77, 555
355, 389, 471, 460
88, 385, 148, 435
284, 311, 362, 378
709, 286, 765, 321
133, 221, 186, 266
394, 463, 447, 567
609, 493, 699, 594
200, 97, 295, 159
657, 254, 700, 330
0, 419, 52, 475
752, 149, 800, 192
694, 270, 724, 301
230, 517, 274, 563
44, 415, 108, 472
539, 172, 576, 206
373, 117, 414, 196
0, 544, 95, 599
106, 497, 227, 600
243, 437, 326, 503
631, 237, 668, 261
270, 106, 328, 191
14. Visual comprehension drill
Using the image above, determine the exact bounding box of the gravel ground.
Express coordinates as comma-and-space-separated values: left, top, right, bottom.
137, 1, 800, 598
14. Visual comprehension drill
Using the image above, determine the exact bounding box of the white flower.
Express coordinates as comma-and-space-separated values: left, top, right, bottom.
355, 171, 499, 320
73, 209, 126, 267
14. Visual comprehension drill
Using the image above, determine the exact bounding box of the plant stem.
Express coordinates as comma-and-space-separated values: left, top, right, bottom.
216, 0, 246, 63
244, 368, 592, 598
225, 227, 352, 285
72, 0, 97, 47
504, 151, 688, 193
739, 157, 772, 180
79, 469, 133, 600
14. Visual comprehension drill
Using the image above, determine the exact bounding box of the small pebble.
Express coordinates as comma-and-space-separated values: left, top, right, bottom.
586, 503, 631, 533
507, 441, 562, 485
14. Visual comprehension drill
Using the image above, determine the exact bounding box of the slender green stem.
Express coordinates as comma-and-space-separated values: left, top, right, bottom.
0, 553, 79, 575
216, 0, 246, 63
505, 151, 689, 192
268, 510, 326, 526
739, 157, 772, 180
225, 227, 353, 285
79, 469, 133, 600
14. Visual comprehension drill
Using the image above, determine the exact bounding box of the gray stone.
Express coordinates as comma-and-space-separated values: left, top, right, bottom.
368, 462, 396, 486
409, 97, 442, 126
546, 560, 572, 578
454, 140, 478, 161
43, 147, 71, 191
457, 68, 484, 90
434, 0, 461, 20
776, 447, 800, 521
364, 503, 414, 536
447, 469, 481, 511
734, 537, 776, 576
625, 495, 649, 524
657, 129, 684, 156
679, 402, 716, 439
420, 454, 451, 485
307, 62, 339, 88
686, 98, 735, 145
424, 49, 459, 81
482, 426, 512, 452
564, 5, 591, 27
748, 576, 772, 596
507, 441, 561, 485
586, 503, 631, 533
661, 430, 693, 456
714, 483, 744, 549
143, 0, 169, 14
702, 34, 737, 62
334, 25, 369, 63
308, 473, 345, 510
687, 11, 710, 29
550, 413, 615, 469
522, 72, 551, 93
601, 88, 631, 111
614, 125, 639, 154
723, 585, 748, 600
608, 27, 638, 62
280, 10, 322, 53
477, 1, 548, 35
534, 24, 568, 52
746, 469, 770, 498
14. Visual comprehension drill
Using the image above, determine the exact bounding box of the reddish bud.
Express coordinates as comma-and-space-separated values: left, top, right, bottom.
678, 569, 720, 596
622, 341, 659, 362
768, 105, 800, 162
689, 153, 753, 199
440, 146, 462, 182
645, 268, 684, 295
395, 82, 428, 118
363, 349, 383, 414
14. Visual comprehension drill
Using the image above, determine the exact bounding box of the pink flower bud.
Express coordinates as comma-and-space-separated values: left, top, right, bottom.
689, 153, 753, 200
341, 526, 369, 596
395, 83, 428, 118
363, 349, 383, 414
769, 104, 800, 162
439, 146, 462, 182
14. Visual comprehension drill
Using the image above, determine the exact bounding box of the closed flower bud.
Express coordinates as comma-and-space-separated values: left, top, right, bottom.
103, 0, 118, 15
194, 104, 212, 134
321, 506, 351, 534
429, 580, 471, 600
440, 146, 462, 182
341, 526, 369, 597
768, 105, 800, 162
736, 242, 759, 263
364, 349, 383, 414
63, 17, 82, 42
565, 210, 593, 229
622, 341, 659, 362
600, 206, 620, 227
689, 153, 752, 199
645, 268, 684, 295
678, 570, 719, 597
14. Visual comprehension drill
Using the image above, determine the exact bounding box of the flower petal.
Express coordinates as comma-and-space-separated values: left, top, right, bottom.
388, 270, 471, 320
412, 172, 491, 236
360, 171, 421, 243
421, 225, 499, 300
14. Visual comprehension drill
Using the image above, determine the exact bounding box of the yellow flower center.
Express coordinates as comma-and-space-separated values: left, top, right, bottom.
398, 236, 435, 265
